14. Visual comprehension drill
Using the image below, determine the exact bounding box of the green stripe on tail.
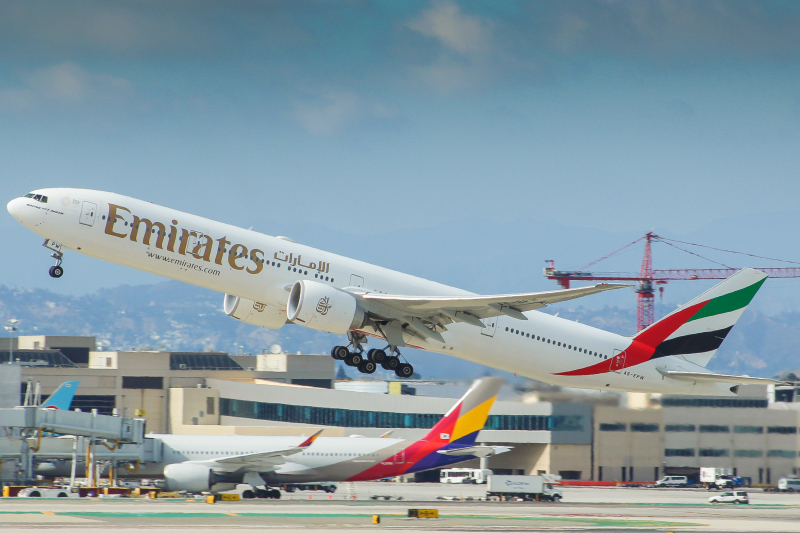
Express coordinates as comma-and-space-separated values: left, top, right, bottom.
688, 278, 766, 322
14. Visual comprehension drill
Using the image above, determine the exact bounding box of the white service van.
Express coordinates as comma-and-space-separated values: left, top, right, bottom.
778, 478, 800, 492
654, 475, 689, 487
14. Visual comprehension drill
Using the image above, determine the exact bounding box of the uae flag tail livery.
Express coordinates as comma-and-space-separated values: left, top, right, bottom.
557, 268, 770, 383
347, 377, 504, 481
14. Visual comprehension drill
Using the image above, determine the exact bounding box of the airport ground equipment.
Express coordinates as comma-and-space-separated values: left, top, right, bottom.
0, 406, 146, 485
439, 468, 491, 484
486, 475, 563, 501
777, 478, 800, 492
545, 232, 800, 331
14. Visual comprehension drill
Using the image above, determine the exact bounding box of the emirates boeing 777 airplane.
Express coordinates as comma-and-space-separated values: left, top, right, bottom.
7, 189, 781, 394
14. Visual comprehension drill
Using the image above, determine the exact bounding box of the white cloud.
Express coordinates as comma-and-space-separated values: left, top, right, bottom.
407, 1, 493, 58
0, 62, 132, 112
293, 91, 397, 136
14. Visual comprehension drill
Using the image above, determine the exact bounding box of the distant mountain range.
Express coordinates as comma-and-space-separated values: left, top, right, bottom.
0, 280, 796, 380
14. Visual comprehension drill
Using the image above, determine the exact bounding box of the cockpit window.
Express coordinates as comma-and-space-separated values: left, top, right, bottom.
25, 193, 47, 203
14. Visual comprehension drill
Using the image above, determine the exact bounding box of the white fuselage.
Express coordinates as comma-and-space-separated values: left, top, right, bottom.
8, 189, 733, 395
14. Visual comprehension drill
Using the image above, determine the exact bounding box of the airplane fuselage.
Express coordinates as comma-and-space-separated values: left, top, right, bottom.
7, 189, 734, 395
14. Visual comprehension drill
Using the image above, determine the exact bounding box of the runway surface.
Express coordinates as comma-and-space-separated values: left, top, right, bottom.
1, 484, 799, 532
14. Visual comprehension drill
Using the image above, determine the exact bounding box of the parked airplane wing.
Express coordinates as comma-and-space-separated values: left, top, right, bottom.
208, 430, 323, 469
436, 445, 512, 458
361, 284, 628, 323
656, 368, 785, 386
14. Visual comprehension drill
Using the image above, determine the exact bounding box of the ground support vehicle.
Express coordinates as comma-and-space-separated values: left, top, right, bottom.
487, 475, 563, 502
282, 483, 336, 494
654, 476, 689, 487
709, 491, 749, 504
440, 468, 492, 484
777, 478, 800, 492
16, 487, 71, 498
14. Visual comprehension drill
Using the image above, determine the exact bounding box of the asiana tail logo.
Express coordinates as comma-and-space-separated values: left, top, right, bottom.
316, 296, 332, 315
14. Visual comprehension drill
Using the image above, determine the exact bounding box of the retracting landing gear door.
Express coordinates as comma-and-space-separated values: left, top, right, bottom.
79, 201, 97, 226
480, 317, 498, 337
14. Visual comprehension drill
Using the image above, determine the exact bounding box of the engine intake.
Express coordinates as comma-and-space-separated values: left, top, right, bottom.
224, 294, 286, 329
286, 280, 365, 335
164, 463, 215, 493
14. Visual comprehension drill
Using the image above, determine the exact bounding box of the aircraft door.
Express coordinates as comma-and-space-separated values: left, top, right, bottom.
480, 317, 498, 337
79, 201, 97, 226
349, 275, 364, 288
610, 349, 626, 373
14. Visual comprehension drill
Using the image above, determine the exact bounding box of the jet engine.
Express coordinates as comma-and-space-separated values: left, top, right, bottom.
286, 280, 365, 335
164, 463, 215, 493
223, 294, 287, 329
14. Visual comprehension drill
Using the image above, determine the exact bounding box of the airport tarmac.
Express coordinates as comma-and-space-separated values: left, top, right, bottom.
1, 484, 800, 532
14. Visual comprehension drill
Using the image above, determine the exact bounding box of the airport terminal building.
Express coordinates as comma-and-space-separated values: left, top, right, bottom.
3, 335, 800, 484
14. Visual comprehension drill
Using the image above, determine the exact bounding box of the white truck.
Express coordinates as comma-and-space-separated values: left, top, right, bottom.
440, 468, 492, 484
700, 467, 735, 490
487, 475, 563, 502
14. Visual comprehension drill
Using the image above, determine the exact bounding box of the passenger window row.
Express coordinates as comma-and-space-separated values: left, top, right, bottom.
504, 327, 608, 360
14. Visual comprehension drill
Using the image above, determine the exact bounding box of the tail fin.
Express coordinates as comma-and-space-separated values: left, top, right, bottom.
635, 268, 767, 368
41, 380, 79, 410
420, 377, 504, 447
347, 378, 503, 481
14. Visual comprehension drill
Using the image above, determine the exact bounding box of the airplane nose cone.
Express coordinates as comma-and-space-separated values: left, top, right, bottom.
6, 197, 23, 220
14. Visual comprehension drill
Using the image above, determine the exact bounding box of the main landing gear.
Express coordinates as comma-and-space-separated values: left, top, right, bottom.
330, 333, 414, 378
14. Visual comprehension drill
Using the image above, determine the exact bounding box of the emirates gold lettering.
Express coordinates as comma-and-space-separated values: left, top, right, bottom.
104, 204, 269, 276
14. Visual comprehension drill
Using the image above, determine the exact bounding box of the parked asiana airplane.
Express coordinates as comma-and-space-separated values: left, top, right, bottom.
7, 189, 781, 395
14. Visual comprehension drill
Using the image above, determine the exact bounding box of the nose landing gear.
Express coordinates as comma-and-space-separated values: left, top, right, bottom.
43, 239, 64, 279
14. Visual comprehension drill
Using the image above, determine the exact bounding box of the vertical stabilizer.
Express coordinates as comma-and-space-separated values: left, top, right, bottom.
634, 268, 767, 368
41, 381, 80, 410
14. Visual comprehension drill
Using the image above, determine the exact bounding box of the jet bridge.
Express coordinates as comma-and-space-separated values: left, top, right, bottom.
0, 406, 146, 443
0, 406, 148, 485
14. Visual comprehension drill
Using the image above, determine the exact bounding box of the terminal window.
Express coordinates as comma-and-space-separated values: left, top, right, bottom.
599, 423, 626, 432
734, 449, 763, 458
699, 448, 730, 457
699, 425, 730, 433
630, 423, 659, 432
767, 450, 797, 458
766, 426, 797, 434
665, 448, 695, 457
734, 425, 764, 434
122, 376, 164, 389
665, 424, 696, 432
219, 397, 559, 430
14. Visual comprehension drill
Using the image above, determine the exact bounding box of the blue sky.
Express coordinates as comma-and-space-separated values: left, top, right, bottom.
2, 1, 800, 310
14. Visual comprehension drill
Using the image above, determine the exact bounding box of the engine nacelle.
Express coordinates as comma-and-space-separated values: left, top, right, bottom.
286, 280, 365, 335
164, 463, 215, 493
223, 294, 287, 329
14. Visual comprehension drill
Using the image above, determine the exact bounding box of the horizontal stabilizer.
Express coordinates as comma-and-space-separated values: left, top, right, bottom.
436, 445, 512, 458
657, 368, 785, 386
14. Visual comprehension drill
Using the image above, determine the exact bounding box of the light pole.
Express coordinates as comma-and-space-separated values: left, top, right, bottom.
4, 318, 19, 362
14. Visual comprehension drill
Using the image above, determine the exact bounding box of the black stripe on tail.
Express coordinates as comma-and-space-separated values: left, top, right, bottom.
652, 326, 733, 359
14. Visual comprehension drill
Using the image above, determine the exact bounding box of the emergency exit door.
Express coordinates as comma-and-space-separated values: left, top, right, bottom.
79, 201, 97, 226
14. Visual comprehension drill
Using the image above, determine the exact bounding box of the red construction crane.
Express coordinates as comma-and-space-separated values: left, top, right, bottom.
544, 232, 800, 331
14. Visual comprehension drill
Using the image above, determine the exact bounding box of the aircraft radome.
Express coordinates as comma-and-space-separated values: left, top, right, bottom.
7, 189, 783, 395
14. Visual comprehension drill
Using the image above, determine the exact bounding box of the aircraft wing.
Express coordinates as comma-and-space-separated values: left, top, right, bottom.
436, 445, 512, 458
656, 368, 786, 386
357, 284, 628, 343
203, 430, 323, 470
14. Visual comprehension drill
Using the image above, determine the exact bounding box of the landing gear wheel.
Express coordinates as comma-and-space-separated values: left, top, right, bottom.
49, 265, 63, 278
367, 349, 387, 364
242, 489, 255, 499
270, 489, 281, 499
331, 346, 348, 360
395, 363, 414, 378
358, 360, 377, 374
382, 356, 400, 371
345, 352, 363, 367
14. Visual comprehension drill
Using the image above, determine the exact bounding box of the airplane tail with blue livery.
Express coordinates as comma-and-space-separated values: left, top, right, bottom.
41, 381, 80, 410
